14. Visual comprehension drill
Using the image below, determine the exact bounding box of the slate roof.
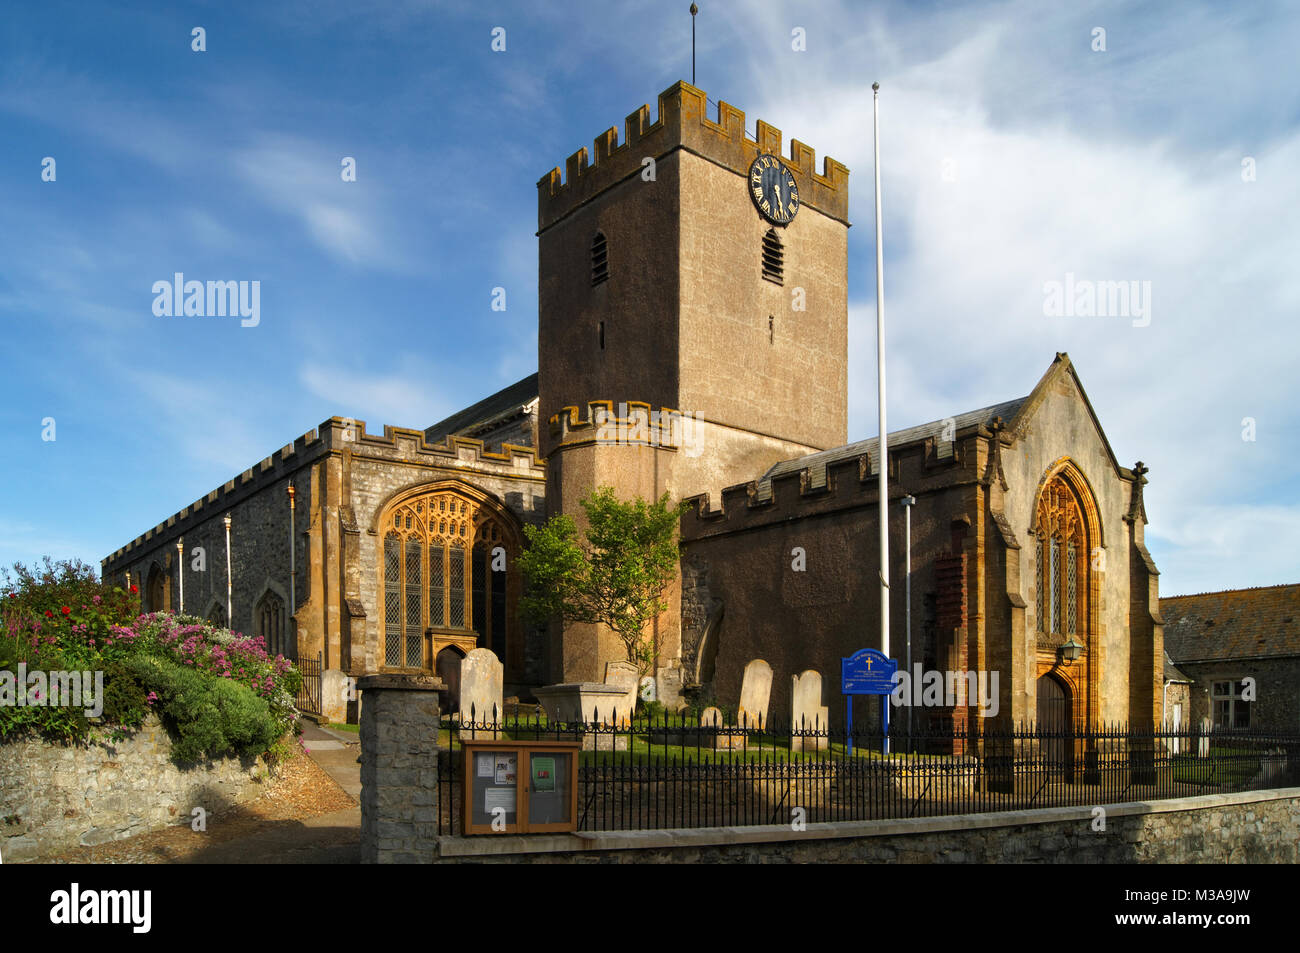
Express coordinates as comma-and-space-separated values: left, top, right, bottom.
759, 397, 1027, 493
424, 373, 538, 446
1161, 584, 1300, 663
1164, 653, 1193, 683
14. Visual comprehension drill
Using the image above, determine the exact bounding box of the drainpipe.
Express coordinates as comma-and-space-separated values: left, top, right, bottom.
223, 513, 233, 625
176, 537, 185, 613
902, 494, 916, 749
288, 482, 297, 654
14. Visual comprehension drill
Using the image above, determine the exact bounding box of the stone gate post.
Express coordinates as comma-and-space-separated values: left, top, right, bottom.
358, 673, 444, 864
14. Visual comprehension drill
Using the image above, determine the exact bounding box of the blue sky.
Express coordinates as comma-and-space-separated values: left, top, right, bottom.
1, 0, 1297, 596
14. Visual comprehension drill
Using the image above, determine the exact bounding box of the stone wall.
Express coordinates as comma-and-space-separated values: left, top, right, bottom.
1178, 657, 1300, 734
0, 715, 272, 863
433, 787, 1300, 864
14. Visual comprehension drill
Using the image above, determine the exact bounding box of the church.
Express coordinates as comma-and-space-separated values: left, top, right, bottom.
101, 81, 1165, 731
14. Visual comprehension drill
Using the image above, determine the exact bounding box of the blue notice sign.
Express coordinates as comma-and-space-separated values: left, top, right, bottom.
842, 648, 898, 755
841, 648, 898, 696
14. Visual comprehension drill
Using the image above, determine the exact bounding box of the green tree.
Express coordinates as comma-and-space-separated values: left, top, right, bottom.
518, 486, 687, 675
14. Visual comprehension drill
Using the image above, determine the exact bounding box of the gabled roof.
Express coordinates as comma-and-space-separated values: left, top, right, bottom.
1008, 352, 1134, 481
1161, 584, 1300, 662
424, 373, 538, 446
758, 353, 1134, 495
759, 397, 1025, 492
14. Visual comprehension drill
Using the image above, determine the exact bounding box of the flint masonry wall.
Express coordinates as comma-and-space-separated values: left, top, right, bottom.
0, 714, 271, 863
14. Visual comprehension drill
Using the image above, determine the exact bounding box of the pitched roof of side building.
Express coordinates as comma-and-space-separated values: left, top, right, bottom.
1161, 583, 1300, 662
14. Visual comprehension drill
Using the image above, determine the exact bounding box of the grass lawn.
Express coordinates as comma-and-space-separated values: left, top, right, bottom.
328, 722, 360, 734
1169, 747, 1262, 787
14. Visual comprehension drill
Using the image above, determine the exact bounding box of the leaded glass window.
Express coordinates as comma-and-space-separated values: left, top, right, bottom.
405, 538, 422, 667
449, 546, 466, 628
384, 534, 401, 666
379, 489, 517, 671
1035, 475, 1087, 639
429, 542, 445, 628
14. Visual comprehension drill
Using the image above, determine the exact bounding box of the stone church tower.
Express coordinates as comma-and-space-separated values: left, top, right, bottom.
536, 82, 851, 694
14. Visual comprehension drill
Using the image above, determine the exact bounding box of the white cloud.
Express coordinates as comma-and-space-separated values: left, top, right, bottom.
298, 360, 454, 431
726, 0, 1300, 593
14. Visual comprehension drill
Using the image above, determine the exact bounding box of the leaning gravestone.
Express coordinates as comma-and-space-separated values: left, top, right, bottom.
459, 647, 503, 737
736, 659, 773, 729
790, 669, 829, 752
603, 660, 639, 727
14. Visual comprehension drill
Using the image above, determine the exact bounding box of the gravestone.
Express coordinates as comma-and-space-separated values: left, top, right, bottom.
603, 661, 639, 727
458, 648, 503, 737
639, 676, 657, 704
736, 659, 772, 728
699, 705, 742, 750
790, 669, 829, 752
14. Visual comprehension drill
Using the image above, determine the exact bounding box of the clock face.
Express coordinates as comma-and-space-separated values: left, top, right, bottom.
748, 154, 799, 225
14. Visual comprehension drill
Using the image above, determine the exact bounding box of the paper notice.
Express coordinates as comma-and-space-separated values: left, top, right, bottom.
485, 787, 516, 815
476, 754, 494, 778
495, 754, 517, 785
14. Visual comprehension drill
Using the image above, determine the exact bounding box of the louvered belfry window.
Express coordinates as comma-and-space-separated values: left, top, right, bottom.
1035, 477, 1086, 638
379, 489, 515, 670
762, 228, 784, 284
591, 231, 609, 285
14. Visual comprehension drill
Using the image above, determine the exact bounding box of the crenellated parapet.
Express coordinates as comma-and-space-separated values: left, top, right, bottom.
682, 453, 876, 540
103, 423, 330, 565
335, 417, 545, 476
538, 81, 850, 232
547, 399, 700, 453
103, 417, 547, 566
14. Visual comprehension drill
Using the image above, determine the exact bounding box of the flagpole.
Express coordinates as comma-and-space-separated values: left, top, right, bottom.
873, 80, 889, 667
873, 83, 890, 752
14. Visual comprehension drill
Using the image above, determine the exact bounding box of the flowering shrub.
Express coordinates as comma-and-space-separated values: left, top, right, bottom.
2, 559, 301, 762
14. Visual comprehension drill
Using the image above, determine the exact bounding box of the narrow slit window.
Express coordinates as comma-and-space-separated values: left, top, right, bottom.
599, 320, 605, 350
591, 231, 609, 285
762, 228, 784, 285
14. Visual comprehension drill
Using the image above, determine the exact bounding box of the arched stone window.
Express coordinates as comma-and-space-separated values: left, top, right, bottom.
1033, 474, 1088, 640
378, 486, 520, 674
257, 590, 286, 657
146, 563, 170, 613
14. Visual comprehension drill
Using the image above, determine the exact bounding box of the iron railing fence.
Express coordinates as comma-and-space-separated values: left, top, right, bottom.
436, 710, 1300, 836
295, 652, 322, 715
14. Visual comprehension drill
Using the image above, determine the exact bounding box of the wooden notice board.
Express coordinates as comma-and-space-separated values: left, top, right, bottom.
462, 740, 580, 834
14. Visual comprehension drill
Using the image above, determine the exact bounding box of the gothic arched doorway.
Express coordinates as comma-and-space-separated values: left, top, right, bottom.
1036, 673, 1072, 774
436, 646, 465, 714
